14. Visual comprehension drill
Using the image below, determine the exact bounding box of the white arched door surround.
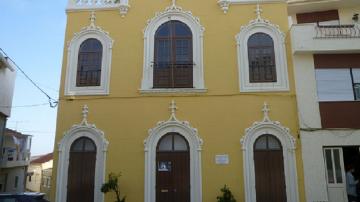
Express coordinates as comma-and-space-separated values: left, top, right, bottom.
140, 1, 206, 92
144, 100, 203, 202
240, 103, 299, 202
56, 105, 109, 202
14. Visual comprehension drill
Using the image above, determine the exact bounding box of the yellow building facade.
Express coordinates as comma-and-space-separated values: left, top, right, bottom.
51, 0, 305, 201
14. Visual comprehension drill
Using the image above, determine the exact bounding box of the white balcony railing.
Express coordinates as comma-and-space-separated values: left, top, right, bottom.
290, 23, 360, 53
67, 0, 130, 16
1, 148, 30, 168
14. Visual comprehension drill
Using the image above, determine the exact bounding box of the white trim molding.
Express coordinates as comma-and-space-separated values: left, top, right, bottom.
55, 105, 109, 202
144, 100, 203, 202
67, 0, 130, 17
64, 11, 114, 96
240, 102, 299, 202
141, 2, 205, 92
217, 0, 286, 13
236, 5, 289, 92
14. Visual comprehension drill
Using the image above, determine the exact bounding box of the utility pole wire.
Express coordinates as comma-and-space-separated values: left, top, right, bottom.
0, 48, 58, 108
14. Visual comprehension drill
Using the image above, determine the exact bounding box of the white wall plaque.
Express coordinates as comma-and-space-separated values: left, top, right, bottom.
215, 154, 229, 165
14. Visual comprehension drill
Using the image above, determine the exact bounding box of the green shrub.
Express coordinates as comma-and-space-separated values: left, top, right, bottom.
216, 185, 236, 202
101, 173, 126, 202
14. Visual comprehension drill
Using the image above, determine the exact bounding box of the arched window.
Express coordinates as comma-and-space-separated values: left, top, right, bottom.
65, 17, 113, 96
154, 21, 193, 88
76, 38, 103, 87
248, 33, 276, 83
236, 17, 289, 92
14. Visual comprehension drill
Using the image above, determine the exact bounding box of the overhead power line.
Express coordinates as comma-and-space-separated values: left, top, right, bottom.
0, 103, 49, 108
0, 48, 58, 108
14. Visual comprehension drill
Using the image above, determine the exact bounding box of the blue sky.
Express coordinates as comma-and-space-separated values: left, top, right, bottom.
0, 0, 67, 155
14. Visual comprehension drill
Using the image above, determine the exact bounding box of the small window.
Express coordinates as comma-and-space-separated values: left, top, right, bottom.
248, 33, 276, 83
28, 175, 32, 182
76, 38, 103, 87
157, 133, 189, 152
153, 20, 193, 88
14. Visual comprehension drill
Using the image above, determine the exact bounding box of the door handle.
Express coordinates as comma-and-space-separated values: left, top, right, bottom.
161, 189, 168, 193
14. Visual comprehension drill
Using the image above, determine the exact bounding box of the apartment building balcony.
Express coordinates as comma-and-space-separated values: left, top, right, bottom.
290, 23, 360, 54
0, 149, 31, 168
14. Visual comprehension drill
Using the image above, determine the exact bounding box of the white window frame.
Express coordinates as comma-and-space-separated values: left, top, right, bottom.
65, 25, 113, 96
236, 18, 289, 92
140, 5, 206, 93
55, 117, 109, 202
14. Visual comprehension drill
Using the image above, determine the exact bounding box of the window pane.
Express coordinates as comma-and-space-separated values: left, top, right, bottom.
154, 20, 193, 88
158, 135, 172, 151
333, 149, 343, 183
71, 138, 84, 152
248, 33, 276, 83
156, 40, 171, 65
352, 68, 360, 83
156, 23, 170, 37
254, 136, 267, 150
175, 21, 192, 36
84, 138, 96, 152
175, 39, 191, 63
354, 84, 360, 100
268, 136, 281, 150
77, 38, 102, 87
325, 149, 335, 183
315, 69, 353, 101
174, 135, 188, 151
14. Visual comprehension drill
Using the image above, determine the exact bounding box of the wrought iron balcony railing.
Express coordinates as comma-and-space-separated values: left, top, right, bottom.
77, 70, 101, 87
153, 62, 194, 88
315, 24, 360, 39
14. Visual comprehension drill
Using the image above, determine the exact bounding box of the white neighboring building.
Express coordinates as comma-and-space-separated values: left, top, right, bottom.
0, 51, 16, 160
289, 1, 360, 202
26, 153, 53, 197
0, 129, 32, 193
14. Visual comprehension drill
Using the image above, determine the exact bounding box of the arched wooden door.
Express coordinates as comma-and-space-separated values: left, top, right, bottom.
156, 133, 190, 202
67, 137, 97, 202
254, 135, 287, 202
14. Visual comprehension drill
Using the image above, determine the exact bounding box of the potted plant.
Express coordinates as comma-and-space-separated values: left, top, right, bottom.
216, 185, 236, 202
101, 173, 126, 202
